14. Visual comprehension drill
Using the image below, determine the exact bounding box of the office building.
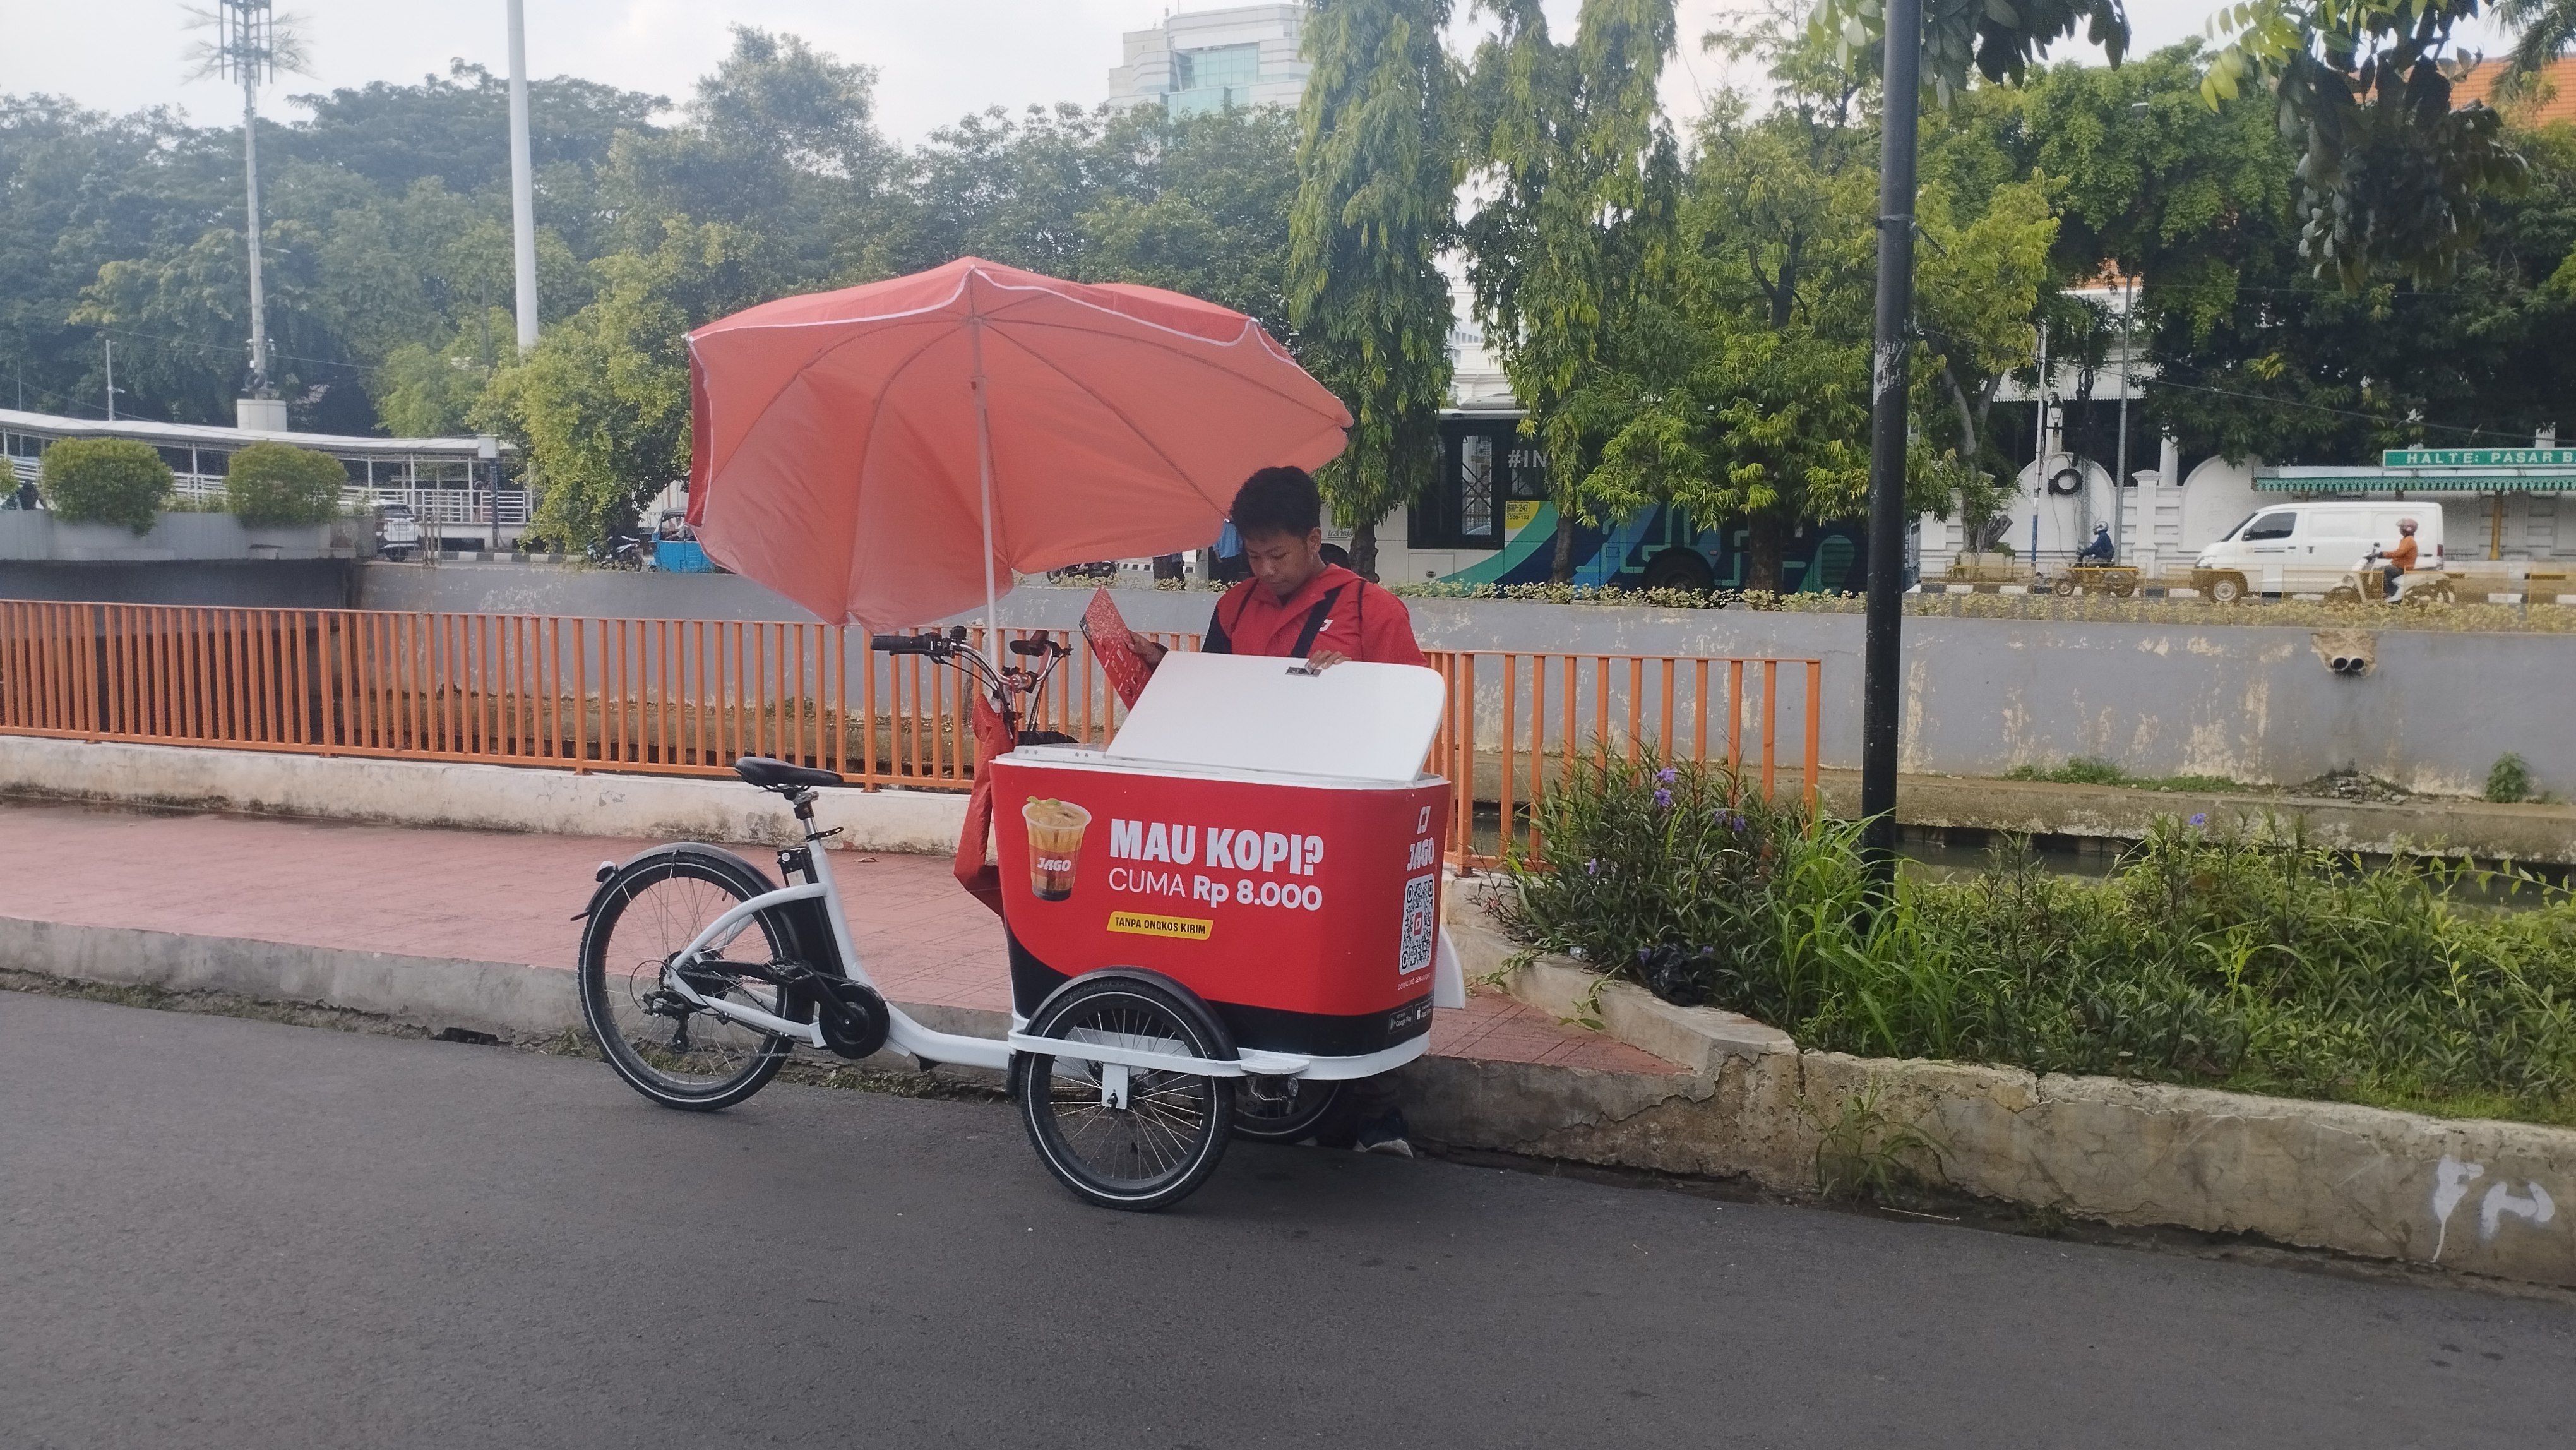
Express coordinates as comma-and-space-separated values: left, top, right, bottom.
1108, 5, 1309, 115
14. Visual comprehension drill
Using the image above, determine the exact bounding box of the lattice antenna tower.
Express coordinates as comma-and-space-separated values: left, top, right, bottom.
188, 2, 307, 400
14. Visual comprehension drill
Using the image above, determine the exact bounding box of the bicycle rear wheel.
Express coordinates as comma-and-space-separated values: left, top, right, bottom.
579, 849, 799, 1111
1013, 976, 1232, 1211
1232, 1077, 1349, 1143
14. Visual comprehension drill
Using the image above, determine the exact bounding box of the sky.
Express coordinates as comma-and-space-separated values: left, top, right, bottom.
3, 0, 2313, 145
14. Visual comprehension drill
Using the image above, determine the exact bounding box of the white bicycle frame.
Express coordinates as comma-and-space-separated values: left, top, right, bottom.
653, 789, 1442, 1084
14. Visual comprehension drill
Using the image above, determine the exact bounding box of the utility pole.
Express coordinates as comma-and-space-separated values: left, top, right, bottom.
1859, 0, 1923, 887
104, 338, 116, 421
507, 0, 540, 352
2112, 276, 2133, 561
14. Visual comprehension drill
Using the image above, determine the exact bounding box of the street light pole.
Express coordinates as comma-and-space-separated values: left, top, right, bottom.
507, 0, 540, 352
1859, 0, 1924, 886
2113, 276, 2133, 560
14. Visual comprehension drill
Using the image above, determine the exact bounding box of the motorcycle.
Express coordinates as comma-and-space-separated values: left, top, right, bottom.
587, 530, 650, 571
2325, 548, 2455, 607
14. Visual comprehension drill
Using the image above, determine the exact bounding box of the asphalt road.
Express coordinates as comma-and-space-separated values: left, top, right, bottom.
5, 993, 2574, 1449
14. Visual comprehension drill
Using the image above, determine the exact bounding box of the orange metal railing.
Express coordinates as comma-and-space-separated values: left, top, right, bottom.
1428, 648, 1821, 865
1, 601, 1822, 863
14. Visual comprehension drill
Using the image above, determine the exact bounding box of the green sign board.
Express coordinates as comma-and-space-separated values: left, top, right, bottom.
2382, 446, 2576, 468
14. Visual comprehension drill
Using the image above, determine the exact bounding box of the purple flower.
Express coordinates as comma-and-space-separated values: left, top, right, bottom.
1720, 811, 1746, 834
1655, 766, 1679, 784
1584, 858, 1599, 875
2190, 812, 2209, 827
1654, 788, 1674, 809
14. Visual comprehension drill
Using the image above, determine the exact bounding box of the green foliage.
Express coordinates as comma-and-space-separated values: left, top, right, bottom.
2001, 756, 2128, 786
1804, 1087, 1945, 1203
2203, 0, 2526, 286
1461, 0, 1681, 582
37, 438, 171, 531
2486, 753, 2536, 804
222, 441, 347, 524
487, 223, 750, 549
1289, 0, 1460, 578
1505, 764, 2576, 1124
1998, 44, 2576, 469
2001, 758, 2258, 793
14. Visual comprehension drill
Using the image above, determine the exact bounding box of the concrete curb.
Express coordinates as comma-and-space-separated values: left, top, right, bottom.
0, 736, 970, 854
1430, 887, 2576, 1288
0, 915, 1011, 1064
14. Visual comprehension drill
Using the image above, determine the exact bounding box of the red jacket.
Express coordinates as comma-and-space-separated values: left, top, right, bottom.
1202, 564, 1426, 667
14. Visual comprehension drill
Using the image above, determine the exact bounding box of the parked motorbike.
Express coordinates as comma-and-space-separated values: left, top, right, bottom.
587, 531, 650, 571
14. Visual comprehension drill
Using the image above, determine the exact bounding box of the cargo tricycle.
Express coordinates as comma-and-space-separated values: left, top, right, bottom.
573, 628, 1462, 1211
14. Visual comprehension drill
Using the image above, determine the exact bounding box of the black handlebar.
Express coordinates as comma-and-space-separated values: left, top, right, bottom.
870, 634, 933, 654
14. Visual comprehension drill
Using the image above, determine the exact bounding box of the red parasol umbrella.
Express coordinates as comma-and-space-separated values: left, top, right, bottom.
683, 256, 1351, 645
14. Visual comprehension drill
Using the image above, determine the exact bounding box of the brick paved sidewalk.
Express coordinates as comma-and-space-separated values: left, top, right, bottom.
0, 800, 1672, 1074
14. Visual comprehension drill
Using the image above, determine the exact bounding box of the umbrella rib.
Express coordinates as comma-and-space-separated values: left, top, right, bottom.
986, 314, 1349, 428
983, 325, 1205, 499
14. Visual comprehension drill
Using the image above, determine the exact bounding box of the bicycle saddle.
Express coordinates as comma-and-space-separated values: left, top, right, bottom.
732, 756, 845, 791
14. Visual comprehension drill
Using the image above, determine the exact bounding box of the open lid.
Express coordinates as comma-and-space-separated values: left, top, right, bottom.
1105, 652, 1446, 784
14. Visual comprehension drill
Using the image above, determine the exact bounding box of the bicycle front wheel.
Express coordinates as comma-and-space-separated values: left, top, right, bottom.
579, 849, 799, 1111
1013, 976, 1232, 1211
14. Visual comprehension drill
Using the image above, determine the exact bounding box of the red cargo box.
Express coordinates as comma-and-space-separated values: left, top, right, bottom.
989, 652, 1452, 1073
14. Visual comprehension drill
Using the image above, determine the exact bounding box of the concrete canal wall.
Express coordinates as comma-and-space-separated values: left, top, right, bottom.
352, 568, 2576, 800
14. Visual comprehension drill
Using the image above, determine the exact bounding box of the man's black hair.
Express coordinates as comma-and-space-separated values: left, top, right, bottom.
1231, 465, 1321, 539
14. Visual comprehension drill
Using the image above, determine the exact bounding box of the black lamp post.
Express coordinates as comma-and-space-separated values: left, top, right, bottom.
1859, 0, 1924, 887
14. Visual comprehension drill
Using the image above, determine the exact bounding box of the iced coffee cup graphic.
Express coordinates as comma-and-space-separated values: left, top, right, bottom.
1022, 798, 1091, 902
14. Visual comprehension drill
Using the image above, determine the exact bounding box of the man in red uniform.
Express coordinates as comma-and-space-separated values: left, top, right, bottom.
1130, 464, 1428, 1156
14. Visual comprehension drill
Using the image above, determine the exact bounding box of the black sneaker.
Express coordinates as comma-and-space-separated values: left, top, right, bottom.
1354, 1110, 1414, 1159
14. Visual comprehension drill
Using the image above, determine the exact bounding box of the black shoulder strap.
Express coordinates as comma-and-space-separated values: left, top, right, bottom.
1291, 586, 1344, 658
1203, 597, 1234, 654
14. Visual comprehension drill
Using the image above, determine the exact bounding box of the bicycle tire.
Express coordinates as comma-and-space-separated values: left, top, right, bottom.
579, 846, 801, 1111
1231, 1077, 1351, 1143
1012, 975, 1233, 1211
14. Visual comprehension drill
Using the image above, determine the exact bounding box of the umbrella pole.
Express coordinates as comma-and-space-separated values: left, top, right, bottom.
969, 317, 1001, 683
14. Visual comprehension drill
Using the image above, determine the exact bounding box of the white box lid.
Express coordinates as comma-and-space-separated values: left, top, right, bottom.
1105, 652, 1446, 784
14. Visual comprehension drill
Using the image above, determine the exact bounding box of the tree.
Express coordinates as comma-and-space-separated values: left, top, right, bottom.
1462, 0, 1680, 582
2496, 0, 2576, 78
1287, 0, 1460, 580
602, 27, 887, 288
38, 438, 172, 531
1585, 13, 2056, 586
1076, 107, 1302, 340
1816, 0, 2532, 287
2008, 43, 2576, 466
490, 220, 766, 549
223, 440, 346, 523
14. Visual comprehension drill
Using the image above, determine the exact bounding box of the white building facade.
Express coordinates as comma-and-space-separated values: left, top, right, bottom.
1108, 5, 1309, 116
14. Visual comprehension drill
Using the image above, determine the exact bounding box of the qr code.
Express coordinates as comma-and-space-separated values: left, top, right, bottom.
1398, 873, 1437, 976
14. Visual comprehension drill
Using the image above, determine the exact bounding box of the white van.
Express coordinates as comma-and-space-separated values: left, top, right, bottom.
2192, 500, 2447, 601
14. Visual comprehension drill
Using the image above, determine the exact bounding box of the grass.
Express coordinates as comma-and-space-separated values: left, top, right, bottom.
1499, 752, 2576, 1129
2001, 757, 2260, 794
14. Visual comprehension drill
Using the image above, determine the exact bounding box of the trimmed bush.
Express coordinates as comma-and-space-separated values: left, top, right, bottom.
1502, 752, 2576, 1126
224, 441, 349, 525
37, 438, 174, 532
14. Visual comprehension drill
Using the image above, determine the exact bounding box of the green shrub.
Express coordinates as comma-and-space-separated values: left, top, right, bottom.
2002, 757, 2127, 786
2486, 753, 2535, 805
37, 438, 173, 532
1501, 755, 2576, 1125
223, 441, 349, 525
